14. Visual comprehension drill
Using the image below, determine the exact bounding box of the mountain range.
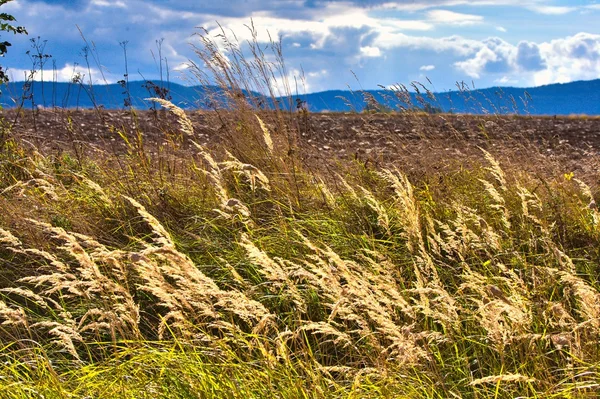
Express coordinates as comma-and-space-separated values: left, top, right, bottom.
1, 78, 599, 115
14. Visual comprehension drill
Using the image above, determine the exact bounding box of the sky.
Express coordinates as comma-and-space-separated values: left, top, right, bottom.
2, 0, 600, 93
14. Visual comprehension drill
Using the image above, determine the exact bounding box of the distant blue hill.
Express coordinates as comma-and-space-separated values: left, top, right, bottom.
1, 79, 600, 115
0, 80, 217, 110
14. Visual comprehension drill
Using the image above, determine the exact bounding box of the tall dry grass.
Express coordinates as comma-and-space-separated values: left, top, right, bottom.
0, 26, 599, 398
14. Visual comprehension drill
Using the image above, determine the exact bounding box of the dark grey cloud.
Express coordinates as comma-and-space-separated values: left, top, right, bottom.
28, 0, 89, 9
569, 37, 600, 60
141, 0, 316, 19
516, 41, 546, 71
483, 58, 510, 73
482, 37, 512, 73
321, 26, 373, 55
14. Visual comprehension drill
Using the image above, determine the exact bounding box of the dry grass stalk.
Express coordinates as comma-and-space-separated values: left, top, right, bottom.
470, 373, 535, 386
125, 198, 273, 337
1, 177, 60, 201
16, 219, 142, 342
314, 176, 336, 207
0, 196, 274, 352
191, 140, 230, 206
380, 168, 422, 253
478, 149, 512, 230
296, 232, 425, 365
293, 322, 354, 348
0, 227, 21, 246
0, 299, 28, 328
545, 302, 577, 330
431, 203, 501, 262
0, 284, 84, 359
481, 148, 507, 189
459, 265, 531, 349
239, 233, 306, 311
255, 115, 273, 154
28, 320, 82, 359
221, 150, 271, 192
479, 178, 511, 230
359, 186, 391, 237
334, 173, 359, 200
516, 185, 547, 236
74, 173, 113, 206
147, 97, 194, 136
558, 270, 600, 330
239, 227, 428, 365
364, 170, 462, 330
574, 178, 600, 228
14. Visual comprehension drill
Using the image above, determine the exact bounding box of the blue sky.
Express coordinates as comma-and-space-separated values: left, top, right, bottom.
2, 0, 600, 93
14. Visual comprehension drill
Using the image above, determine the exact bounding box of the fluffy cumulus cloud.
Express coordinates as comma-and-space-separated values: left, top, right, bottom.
453, 33, 600, 86
534, 33, 600, 85
516, 42, 546, 71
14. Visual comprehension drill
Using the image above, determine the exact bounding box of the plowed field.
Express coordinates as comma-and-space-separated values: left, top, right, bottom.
5, 109, 600, 180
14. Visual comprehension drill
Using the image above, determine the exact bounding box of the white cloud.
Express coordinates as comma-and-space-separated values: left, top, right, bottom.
454, 37, 520, 78
270, 67, 325, 94
369, 1, 591, 16
448, 32, 600, 87
374, 0, 556, 12
6, 0, 600, 94
494, 76, 518, 85
526, 5, 576, 15
307, 69, 328, 78
426, 10, 484, 26
455, 46, 502, 78
90, 0, 126, 8
7, 63, 117, 84
533, 33, 600, 85
374, 32, 483, 56
360, 46, 382, 57
189, 1, 434, 78
172, 62, 190, 72
376, 1, 501, 10
198, 2, 433, 51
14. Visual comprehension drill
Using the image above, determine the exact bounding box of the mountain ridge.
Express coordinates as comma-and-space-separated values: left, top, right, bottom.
1, 78, 599, 115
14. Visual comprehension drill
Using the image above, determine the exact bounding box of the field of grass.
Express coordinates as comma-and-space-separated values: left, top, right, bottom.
1, 31, 600, 398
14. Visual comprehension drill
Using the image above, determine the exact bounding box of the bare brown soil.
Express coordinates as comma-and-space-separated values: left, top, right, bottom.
4, 109, 600, 180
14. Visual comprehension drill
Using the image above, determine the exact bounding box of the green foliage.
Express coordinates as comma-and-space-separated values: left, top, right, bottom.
0, 0, 27, 88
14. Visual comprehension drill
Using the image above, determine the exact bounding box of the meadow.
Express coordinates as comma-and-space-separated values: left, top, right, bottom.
0, 30, 600, 398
